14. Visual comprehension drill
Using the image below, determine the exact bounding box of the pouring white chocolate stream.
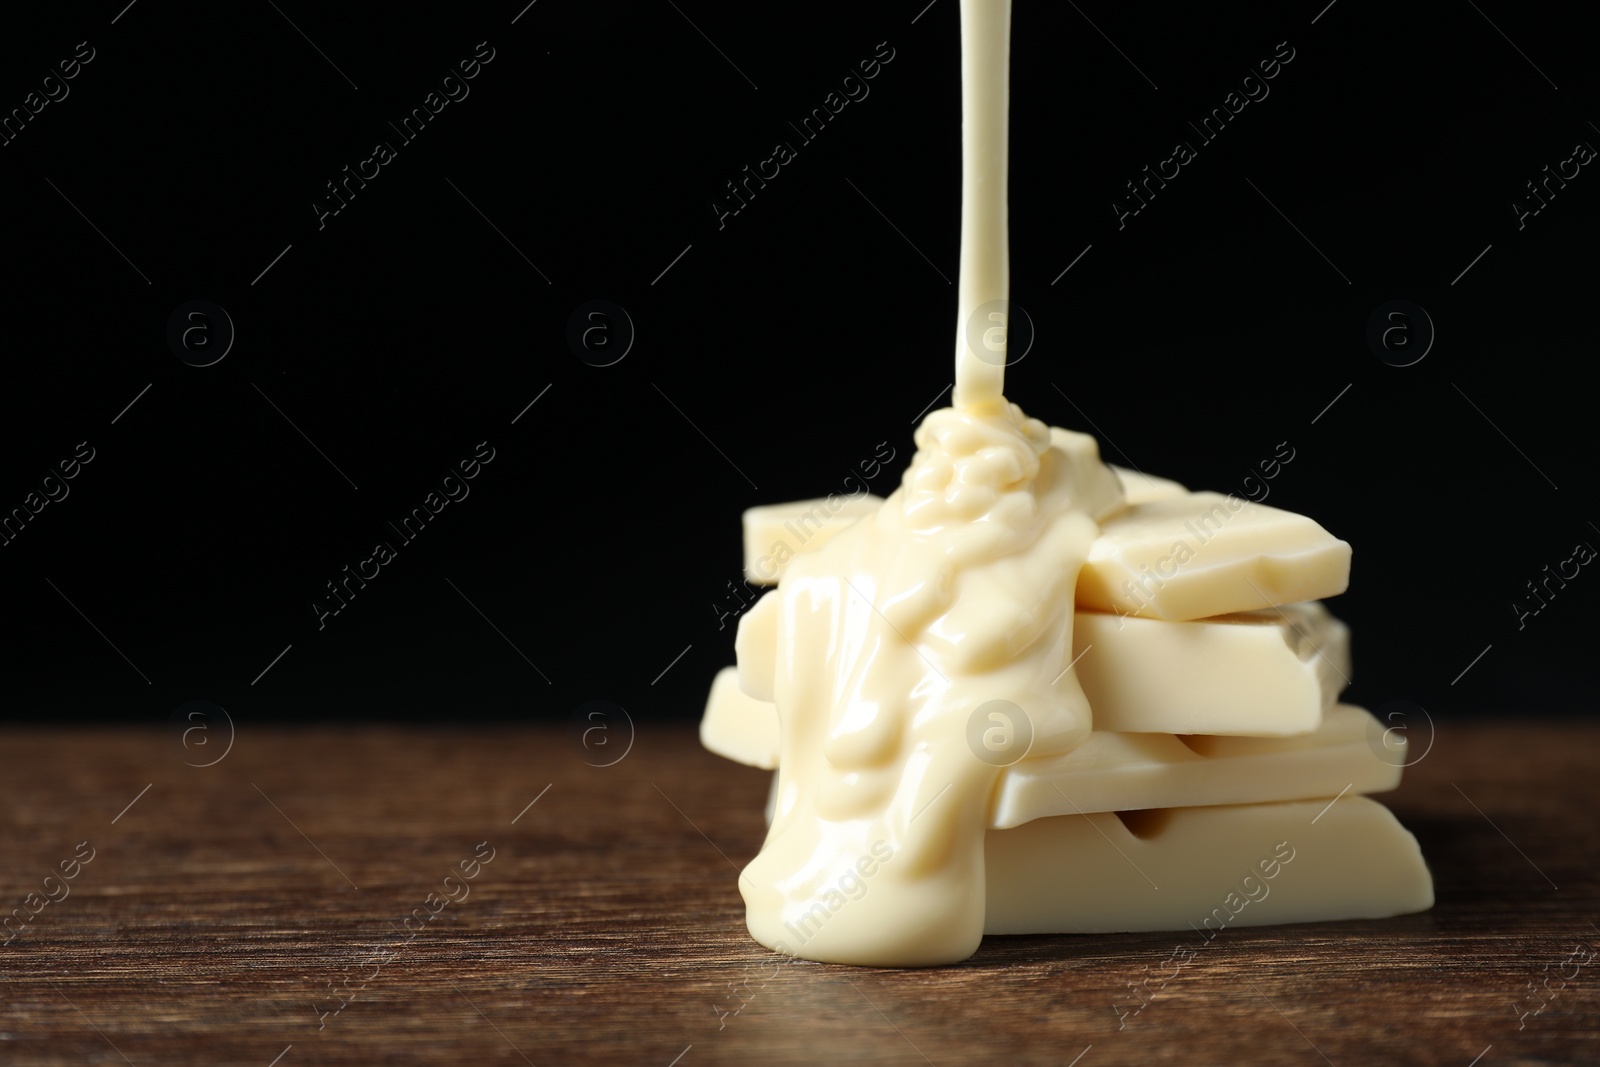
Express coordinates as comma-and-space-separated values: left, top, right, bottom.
953, 0, 1010, 411
739, 0, 1118, 966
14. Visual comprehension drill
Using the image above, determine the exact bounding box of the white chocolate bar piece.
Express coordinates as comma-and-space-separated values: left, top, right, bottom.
702, 666, 779, 770
1072, 601, 1349, 736
1108, 464, 1188, 504
988, 704, 1393, 827
742, 495, 882, 584
704, 667, 1399, 825
984, 796, 1433, 933
720, 600, 1351, 754
1077, 493, 1351, 620
734, 590, 779, 703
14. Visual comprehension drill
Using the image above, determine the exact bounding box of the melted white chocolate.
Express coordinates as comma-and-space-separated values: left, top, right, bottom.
737, 0, 1113, 967
741, 402, 1128, 964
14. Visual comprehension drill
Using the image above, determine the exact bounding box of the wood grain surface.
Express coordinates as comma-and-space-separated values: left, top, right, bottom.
0, 720, 1596, 1066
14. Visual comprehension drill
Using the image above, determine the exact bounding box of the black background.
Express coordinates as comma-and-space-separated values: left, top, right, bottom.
0, 0, 1594, 732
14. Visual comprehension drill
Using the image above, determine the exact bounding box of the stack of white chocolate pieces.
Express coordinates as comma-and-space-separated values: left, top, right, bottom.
702, 448, 1433, 935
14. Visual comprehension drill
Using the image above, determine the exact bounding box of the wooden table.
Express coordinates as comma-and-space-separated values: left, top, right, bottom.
0, 721, 1595, 1066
